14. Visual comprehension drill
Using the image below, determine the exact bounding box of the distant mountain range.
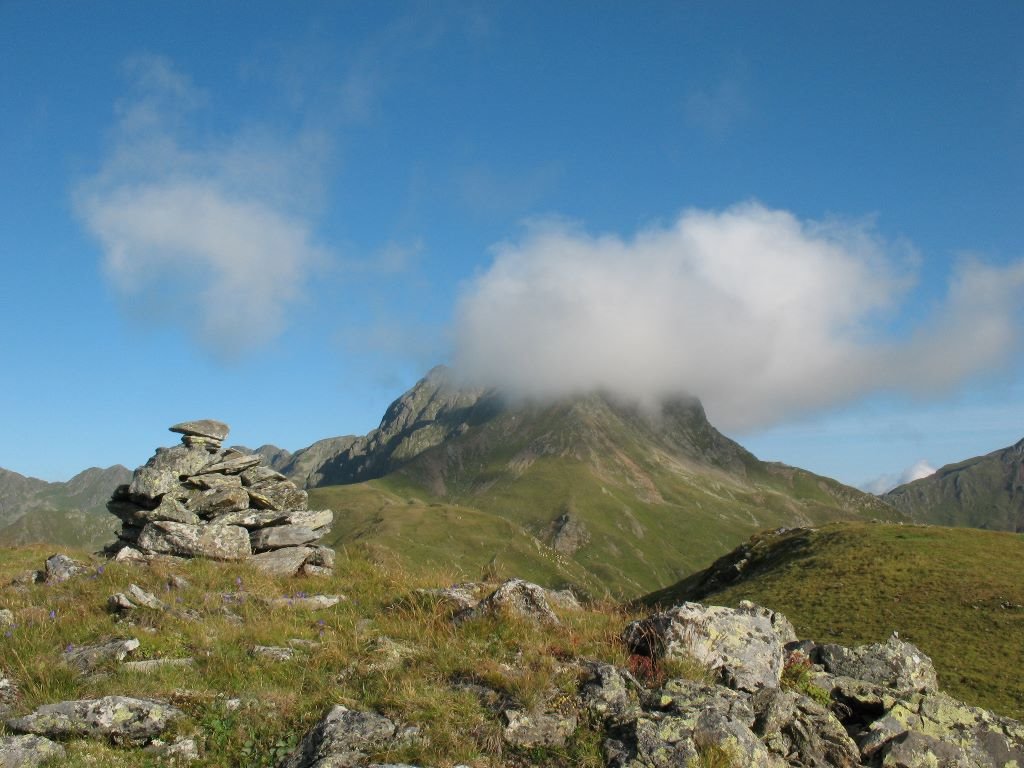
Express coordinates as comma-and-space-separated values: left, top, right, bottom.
0, 465, 131, 550
3, 365, 1021, 595
883, 437, 1024, 531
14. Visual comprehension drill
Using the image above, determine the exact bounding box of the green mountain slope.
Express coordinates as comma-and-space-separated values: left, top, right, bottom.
642, 522, 1024, 719
884, 437, 1024, 530
0, 465, 131, 551
308, 369, 897, 598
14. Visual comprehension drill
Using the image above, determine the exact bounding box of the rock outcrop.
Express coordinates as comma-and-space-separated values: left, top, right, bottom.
107, 421, 334, 576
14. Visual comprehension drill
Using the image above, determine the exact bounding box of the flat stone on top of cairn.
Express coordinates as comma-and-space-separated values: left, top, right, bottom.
169, 419, 230, 441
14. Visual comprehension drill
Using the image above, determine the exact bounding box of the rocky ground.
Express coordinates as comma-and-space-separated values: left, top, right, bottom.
1, 547, 1021, 767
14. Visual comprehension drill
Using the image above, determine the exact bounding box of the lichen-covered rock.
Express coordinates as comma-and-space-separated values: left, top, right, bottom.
208, 508, 290, 528
622, 601, 796, 693
252, 645, 294, 662
128, 467, 179, 502
62, 638, 140, 673
859, 690, 1024, 765
240, 465, 287, 486
281, 705, 397, 768
186, 472, 242, 491
169, 419, 229, 441
249, 546, 315, 576
503, 708, 577, 749
579, 662, 644, 728
751, 687, 861, 767
195, 451, 262, 476
187, 487, 250, 518
5, 696, 183, 746
111, 495, 200, 527
414, 583, 487, 612
817, 634, 938, 694
250, 525, 319, 552
246, 479, 308, 511
271, 594, 343, 610
456, 578, 560, 624
0, 733, 65, 767
43, 554, 85, 584
0, 677, 17, 719
147, 444, 213, 477
137, 521, 251, 561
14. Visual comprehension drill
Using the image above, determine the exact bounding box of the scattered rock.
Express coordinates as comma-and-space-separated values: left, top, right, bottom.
0, 733, 65, 767
0, 609, 13, 627
271, 594, 344, 610
414, 582, 488, 611
281, 705, 397, 768
503, 708, 577, 749
43, 554, 85, 584
108, 584, 166, 613
455, 578, 561, 625
0, 677, 18, 719
121, 658, 194, 674
5, 696, 183, 746
252, 645, 295, 662
143, 735, 200, 764
62, 638, 140, 673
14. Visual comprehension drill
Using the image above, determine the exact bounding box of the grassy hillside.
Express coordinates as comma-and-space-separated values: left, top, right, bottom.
643, 522, 1024, 720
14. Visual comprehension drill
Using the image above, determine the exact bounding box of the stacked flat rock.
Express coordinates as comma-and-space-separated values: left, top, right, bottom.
107, 420, 335, 576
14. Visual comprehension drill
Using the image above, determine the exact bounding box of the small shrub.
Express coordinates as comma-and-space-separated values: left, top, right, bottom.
781, 651, 831, 707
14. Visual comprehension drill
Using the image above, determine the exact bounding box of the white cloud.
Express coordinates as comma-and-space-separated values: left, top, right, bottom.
862, 459, 937, 494
453, 203, 1024, 430
75, 55, 328, 356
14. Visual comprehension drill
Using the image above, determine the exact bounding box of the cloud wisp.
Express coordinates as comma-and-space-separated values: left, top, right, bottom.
453, 203, 1024, 430
75, 55, 329, 357
862, 459, 938, 495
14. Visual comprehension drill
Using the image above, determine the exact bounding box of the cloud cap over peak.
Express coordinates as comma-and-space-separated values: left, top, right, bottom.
453, 203, 1024, 431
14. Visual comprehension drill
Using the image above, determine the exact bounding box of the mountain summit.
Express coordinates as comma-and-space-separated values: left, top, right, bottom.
302, 367, 895, 597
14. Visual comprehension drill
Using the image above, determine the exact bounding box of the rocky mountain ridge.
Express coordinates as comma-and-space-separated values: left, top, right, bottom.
884, 436, 1024, 531
0, 465, 131, 550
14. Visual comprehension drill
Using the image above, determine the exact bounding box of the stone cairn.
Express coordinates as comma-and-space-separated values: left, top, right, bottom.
106, 420, 334, 576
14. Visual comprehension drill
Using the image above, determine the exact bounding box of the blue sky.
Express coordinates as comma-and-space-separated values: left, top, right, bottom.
2, 2, 1022, 491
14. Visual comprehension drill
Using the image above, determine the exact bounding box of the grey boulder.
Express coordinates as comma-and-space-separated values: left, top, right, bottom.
817, 634, 938, 694
137, 521, 251, 561
622, 601, 796, 693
